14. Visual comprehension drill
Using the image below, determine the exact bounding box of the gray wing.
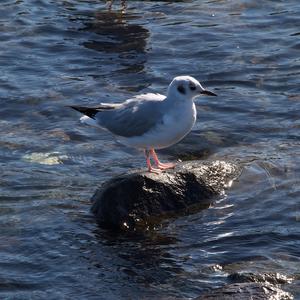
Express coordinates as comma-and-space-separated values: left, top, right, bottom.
97, 93, 166, 137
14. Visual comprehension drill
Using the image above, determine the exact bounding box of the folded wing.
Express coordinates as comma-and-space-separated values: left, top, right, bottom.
99, 93, 166, 138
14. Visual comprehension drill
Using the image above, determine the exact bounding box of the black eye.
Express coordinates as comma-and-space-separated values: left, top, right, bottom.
190, 85, 196, 91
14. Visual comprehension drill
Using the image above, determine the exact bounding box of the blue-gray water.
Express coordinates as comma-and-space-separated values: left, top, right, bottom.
1, 0, 300, 299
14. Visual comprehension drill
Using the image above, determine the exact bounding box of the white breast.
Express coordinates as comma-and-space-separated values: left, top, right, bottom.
120, 102, 197, 150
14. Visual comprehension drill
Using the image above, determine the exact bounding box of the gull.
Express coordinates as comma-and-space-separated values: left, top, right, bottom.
70, 76, 217, 173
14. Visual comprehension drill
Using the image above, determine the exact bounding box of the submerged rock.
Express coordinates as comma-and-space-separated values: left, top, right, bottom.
194, 282, 293, 300
228, 272, 293, 285
91, 160, 240, 230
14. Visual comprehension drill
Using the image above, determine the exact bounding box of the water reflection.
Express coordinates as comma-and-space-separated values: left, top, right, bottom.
91, 229, 186, 290
106, 0, 127, 13
69, 2, 151, 91
81, 12, 148, 55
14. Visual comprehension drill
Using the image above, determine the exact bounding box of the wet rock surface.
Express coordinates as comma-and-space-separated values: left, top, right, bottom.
91, 160, 240, 230
194, 282, 293, 300
228, 272, 293, 285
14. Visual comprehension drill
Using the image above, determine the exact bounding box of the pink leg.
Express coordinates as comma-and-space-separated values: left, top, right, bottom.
144, 150, 161, 174
150, 149, 176, 170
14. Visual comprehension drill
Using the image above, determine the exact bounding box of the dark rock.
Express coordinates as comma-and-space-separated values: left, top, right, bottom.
194, 282, 293, 300
91, 160, 240, 230
228, 272, 293, 285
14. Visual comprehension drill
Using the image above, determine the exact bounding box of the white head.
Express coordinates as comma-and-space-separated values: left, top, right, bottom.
167, 75, 217, 101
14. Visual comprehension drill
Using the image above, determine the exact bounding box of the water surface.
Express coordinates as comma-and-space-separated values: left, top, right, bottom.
0, 0, 300, 299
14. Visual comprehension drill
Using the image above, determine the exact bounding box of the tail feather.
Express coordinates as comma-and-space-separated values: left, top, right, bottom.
69, 104, 116, 119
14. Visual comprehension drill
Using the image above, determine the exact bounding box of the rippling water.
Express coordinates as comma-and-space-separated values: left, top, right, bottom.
1, 0, 300, 299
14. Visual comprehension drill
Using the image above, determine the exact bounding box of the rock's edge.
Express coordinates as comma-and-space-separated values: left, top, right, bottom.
194, 282, 293, 300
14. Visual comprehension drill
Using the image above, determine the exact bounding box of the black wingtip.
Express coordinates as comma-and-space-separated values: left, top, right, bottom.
68, 105, 98, 119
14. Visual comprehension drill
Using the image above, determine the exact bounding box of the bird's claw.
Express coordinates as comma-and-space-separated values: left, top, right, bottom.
148, 167, 163, 174
156, 162, 176, 170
